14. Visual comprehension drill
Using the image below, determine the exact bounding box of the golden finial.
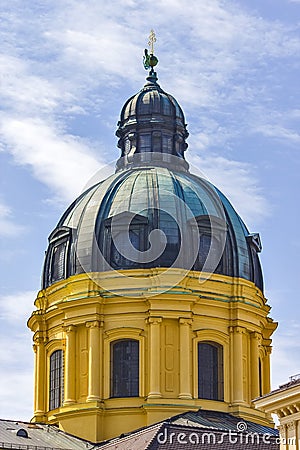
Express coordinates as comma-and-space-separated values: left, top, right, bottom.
143, 30, 158, 73
148, 29, 156, 55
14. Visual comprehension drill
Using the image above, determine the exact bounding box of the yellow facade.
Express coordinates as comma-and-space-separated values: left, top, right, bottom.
28, 268, 277, 443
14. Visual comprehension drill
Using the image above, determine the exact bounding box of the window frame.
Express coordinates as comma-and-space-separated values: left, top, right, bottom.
197, 341, 224, 401
110, 339, 140, 398
43, 226, 71, 288
103, 212, 148, 270
138, 133, 151, 153
103, 328, 145, 400
189, 215, 228, 275
49, 349, 64, 411
259, 357, 263, 397
193, 330, 229, 403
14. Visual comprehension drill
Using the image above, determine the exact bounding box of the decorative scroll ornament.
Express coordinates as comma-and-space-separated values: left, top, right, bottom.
143, 29, 158, 71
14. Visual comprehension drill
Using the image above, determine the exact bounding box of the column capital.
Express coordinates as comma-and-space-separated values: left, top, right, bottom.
64, 324, 76, 333
264, 345, 272, 355
251, 331, 261, 341
33, 333, 46, 345
278, 424, 286, 434
86, 320, 102, 329
148, 317, 163, 325
179, 318, 192, 326
229, 325, 246, 334
287, 421, 296, 431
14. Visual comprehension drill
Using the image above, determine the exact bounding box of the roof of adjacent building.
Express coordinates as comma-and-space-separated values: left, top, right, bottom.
97, 409, 279, 449
0, 419, 91, 450
255, 374, 300, 401
0, 411, 279, 449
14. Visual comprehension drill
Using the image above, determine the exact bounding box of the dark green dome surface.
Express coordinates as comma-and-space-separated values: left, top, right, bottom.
42, 165, 263, 292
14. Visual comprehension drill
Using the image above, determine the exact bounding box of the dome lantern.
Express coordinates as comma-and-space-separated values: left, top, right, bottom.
116, 31, 189, 172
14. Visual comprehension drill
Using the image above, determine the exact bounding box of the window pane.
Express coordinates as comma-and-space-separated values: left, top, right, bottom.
111, 340, 139, 398
139, 134, 151, 153
153, 133, 161, 152
198, 234, 222, 273
162, 135, 172, 153
198, 342, 223, 401
49, 350, 63, 410
110, 229, 142, 268
51, 242, 67, 282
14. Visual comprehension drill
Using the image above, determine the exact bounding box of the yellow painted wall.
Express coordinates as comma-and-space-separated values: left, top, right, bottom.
28, 268, 277, 442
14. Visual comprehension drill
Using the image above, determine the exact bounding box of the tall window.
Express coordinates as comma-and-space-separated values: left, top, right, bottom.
110, 229, 140, 268
43, 227, 71, 288
259, 358, 263, 397
198, 342, 223, 401
111, 340, 139, 398
50, 241, 67, 283
103, 212, 148, 270
139, 134, 151, 153
49, 350, 64, 410
197, 234, 223, 274
190, 216, 228, 275
162, 134, 172, 153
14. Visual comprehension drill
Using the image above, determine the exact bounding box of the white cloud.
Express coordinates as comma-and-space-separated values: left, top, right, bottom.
0, 291, 35, 421
0, 0, 299, 208
0, 116, 106, 203
0, 290, 35, 323
255, 124, 300, 144
271, 320, 300, 388
0, 371, 33, 421
0, 200, 25, 237
0, 54, 64, 116
189, 154, 270, 228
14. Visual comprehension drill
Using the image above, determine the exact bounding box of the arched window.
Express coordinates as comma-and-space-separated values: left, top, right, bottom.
50, 241, 67, 282
198, 234, 223, 273
110, 229, 140, 268
43, 227, 71, 288
103, 212, 148, 270
190, 216, 228, 275
198, 342, 223, 401
111, 339, 139, 398
49, 350, 64, 410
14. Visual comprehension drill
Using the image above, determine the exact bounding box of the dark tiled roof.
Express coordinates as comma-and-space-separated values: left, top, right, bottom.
98, 423, 163, 450
96, 409, 279, 450
255, 376, 300, 401
149, 424, 278, 450
0, 419, 91, 450
171, 409, 278, 435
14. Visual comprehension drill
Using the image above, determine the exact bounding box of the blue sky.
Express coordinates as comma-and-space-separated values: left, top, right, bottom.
0, 0, 299, 420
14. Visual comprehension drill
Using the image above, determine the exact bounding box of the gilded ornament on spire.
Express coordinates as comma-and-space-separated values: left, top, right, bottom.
143, 29, 158, 72
148, 29, 156, 54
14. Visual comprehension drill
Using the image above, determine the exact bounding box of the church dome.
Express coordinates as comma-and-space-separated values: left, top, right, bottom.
42, 165, 263, 292
42, 65, 263, 292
